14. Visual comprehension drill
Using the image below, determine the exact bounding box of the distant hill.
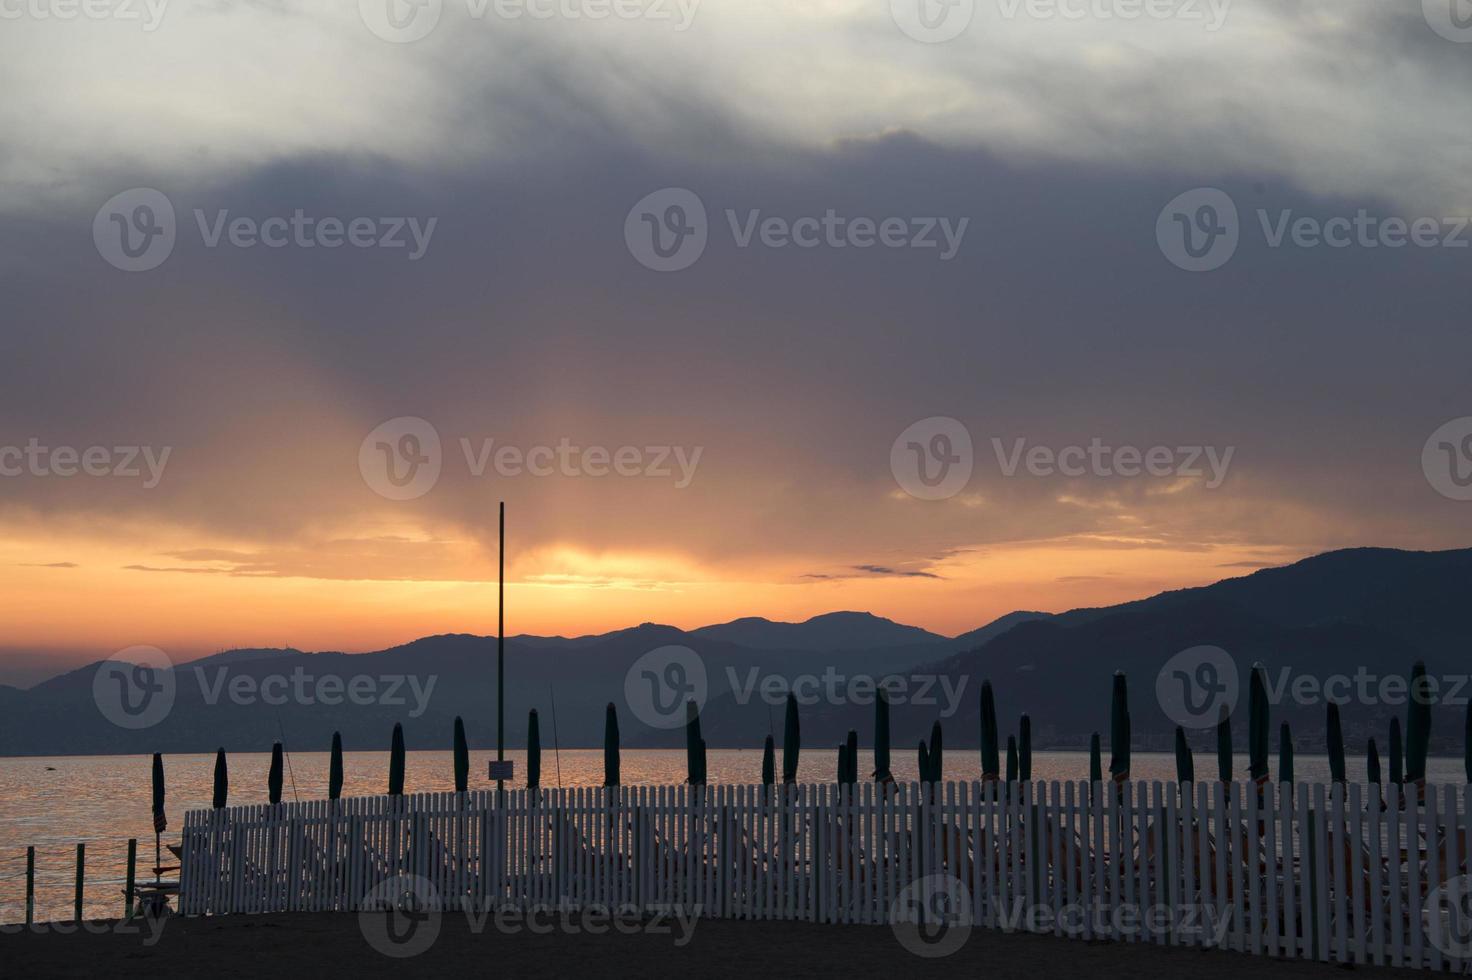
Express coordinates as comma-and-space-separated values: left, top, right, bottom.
4, 547, 1467, 758
692, 611, 946, 651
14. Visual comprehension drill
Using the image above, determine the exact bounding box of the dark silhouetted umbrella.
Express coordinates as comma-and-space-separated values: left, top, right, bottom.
980, 680, 1000, 780
1216, 705, 1232, 783
761, 735, 775, 785
453, 717, 469, 793
917, 741, 930, 785
1089, 732, 1102, 784
1249, 663, 1270, 783
527, 710, 541, 789
151, 753, 166, 881
1018, 714, 1032, 782
927, 721, 943, 784
603, 703, 620, 786
1389, 717, 1404, 786
1006, 735, 1018, 784
1326, 703, 1346, 784
1367, 738, 1381, 785
873, 687, 891, 782
1109, 672, 1130, 781
329, 732, 344, 801
268, 742, 284, 805
782, 693, 800, 783
212, 748, 228, 809
1278, 723, 1294, 785
1174, 727, 1194, 784
389, 723, 405, 796
1407, 661, 1431, 796
685, 701, 706, 785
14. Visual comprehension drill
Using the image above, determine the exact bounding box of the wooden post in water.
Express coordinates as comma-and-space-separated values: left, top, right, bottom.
74, 843, 85, 922
25, 846, 34, 925
125, 839, 137, 919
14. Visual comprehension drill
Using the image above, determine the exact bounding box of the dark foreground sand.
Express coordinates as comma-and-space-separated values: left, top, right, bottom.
1, 911, 1423, 979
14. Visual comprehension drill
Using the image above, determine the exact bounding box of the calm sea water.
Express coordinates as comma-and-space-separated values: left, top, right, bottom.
2, 750, 1464, 923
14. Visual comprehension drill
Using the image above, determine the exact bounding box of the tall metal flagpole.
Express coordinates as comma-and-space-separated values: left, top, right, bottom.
497, 500, 505, 793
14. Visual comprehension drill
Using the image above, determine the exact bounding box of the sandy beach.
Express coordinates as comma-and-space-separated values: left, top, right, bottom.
1, 910, 1426, 979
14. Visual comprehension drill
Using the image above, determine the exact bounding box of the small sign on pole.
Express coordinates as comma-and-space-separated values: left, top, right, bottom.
488, 760, 515, 781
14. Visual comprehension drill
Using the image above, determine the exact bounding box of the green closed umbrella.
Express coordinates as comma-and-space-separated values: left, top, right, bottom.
1216, 705, 1232, 783
453, 717, 470, 793
603, 703, 620, 786
761, 735, 775, 785
1367, 738, 1382, 785
782, 693, 800, 784
1278, 723, 1294, 785
388, 723, 405, 796
1389, 717, 1404, 786
1326, 703, 1346, 784
685, 701, 706, 785
268, 741, 284, 805
980, 680, 1000, 780
151, 753, 166, 882
1407, 661, 1431, 794
1089, 732, 1102, 784
1018, 714, 1032, 782
329, 732, 344, 801
1249, 663, 1270, 783
873, 688, 892, 782
1174, 727, 1194, 784
1108, 672, 1130, 781
527, 711, 541, 789
1006, 735, 1018, 784
927, 722, 943, 784
212, 748, 229, 809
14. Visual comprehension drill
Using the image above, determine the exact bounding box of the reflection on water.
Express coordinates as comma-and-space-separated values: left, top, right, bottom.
1, 750, 1464, 922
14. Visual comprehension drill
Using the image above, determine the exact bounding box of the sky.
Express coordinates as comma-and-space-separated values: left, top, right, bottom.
1, 0, 1470, 685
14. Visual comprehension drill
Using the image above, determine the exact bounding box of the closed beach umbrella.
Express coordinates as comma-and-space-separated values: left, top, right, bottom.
1216, 705, 1232, 783
1326, 703, 1346, 784
845, 730, 859, 785
1174, 727, 1194, 784
388, 723, 405, 796
980, 680, 1000, 780
1018, 714, 1032, 782
1249, 664, 1270, 783
1089, 732, 1102, 785
761, 735, 775, 785
1407, 661, 1431, 793
268, 741, 284, 805
329, 732, 344, 801
917, 741, 930, 785
1278, 723, 1294, 785
453, 717, 469, 793
1389, 717, 1404, 786
603, 703, 620, 787
1367, 738, 1382, 785
212, 748, 228, 809
1006, 735, 1018, 784
151, 753, 167, 833
782, 693, 800, 784
873, 688, 892, 782
1109, 672, 1130, 781
927, 722, 943, 784
685, 701, 705, 785
527, 711, 541, 790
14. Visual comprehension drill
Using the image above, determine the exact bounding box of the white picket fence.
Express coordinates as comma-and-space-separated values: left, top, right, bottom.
180, 780, 1471, 970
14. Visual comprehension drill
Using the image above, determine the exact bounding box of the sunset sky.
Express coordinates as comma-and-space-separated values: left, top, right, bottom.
1, 2, 1470, 685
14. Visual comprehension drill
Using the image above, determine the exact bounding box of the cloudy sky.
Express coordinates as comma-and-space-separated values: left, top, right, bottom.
1, 0, 1470, 684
